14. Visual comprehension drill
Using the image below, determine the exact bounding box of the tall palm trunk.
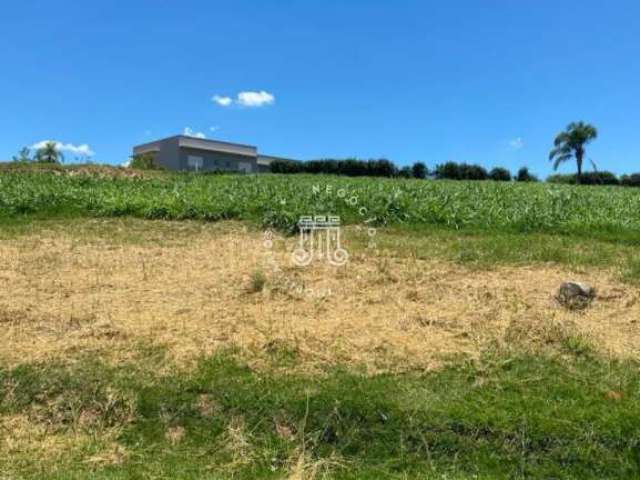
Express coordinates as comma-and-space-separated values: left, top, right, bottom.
575, 147, 584, 184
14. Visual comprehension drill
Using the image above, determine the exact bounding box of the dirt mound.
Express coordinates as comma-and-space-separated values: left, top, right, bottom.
0, 162, 150, 179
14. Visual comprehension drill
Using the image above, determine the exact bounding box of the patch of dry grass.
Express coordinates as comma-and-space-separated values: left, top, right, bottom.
0, 219, 638, 372
0, 413, 127, 475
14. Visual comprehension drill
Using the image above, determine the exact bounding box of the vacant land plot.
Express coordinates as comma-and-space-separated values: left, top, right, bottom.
1, 172, 640, 478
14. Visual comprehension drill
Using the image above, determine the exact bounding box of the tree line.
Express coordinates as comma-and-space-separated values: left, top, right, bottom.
271, 121, 639, 186
271, 158, 541, 182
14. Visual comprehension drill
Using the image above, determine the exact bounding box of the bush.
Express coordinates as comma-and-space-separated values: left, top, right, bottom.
546, 174, 575, 185
435, 162, 461, 180
620, 173, 640, 187
271, 158, 398, 178
516, 167, 538, 182
129, 153, 160, 170
411, 162, 428, 179
580, 171, 619, 185
397, 166, 413, 178
270, 159, 303, 174
435, 162, 488, 181
489, 167, 511, 182
548, 171, 619, 185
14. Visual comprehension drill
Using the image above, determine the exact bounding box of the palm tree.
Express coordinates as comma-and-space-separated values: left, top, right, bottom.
35, 141, 64, 163
12, 147, 31, 162
549, 122, 597, 183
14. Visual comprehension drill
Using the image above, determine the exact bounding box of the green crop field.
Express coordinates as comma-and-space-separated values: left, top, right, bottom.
1, 171, 640, 239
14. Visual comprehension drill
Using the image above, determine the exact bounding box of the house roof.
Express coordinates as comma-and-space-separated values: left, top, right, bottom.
133, 135, 257, 158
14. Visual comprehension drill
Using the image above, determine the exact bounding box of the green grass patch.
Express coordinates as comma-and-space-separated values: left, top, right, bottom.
2, 351, 639, 479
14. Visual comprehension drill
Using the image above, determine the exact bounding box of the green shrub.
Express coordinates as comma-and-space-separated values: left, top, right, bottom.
548, 171, 619, 185
435, 162, 488, 180
620, 173, 640, 187
271, 158, 398, 178
547, 173, 577, 184
516, 167, 538, 182
397, 166, 413, 178
411, 162, 428, 179
129, 152, 160, 170
489, 167, 511, 181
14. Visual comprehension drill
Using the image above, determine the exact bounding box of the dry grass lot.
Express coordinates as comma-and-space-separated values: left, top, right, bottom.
1, 218, 638, 372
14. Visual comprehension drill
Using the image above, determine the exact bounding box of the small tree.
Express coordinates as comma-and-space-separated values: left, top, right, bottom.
35, 141, 64, 163
129, 152, 158, 170
489, 167, 511, 181
411, 162, 428, 179
549, 122, 597, 183
12, 147, 32, 162
435, 162, 461, 180
621, 173, 640, 187
516, 167, 538, 182
397, 166, 413, 178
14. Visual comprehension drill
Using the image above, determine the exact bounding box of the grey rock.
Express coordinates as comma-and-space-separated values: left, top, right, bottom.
556, 281, 596, 310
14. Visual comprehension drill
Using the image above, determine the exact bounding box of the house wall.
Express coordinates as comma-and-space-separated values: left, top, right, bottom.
133, 137, 181, 170
133, 136, 284, 173
178, 147, 258, 173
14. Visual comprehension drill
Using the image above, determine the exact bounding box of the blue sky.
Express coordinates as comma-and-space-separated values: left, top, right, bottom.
1, 0, 639, 176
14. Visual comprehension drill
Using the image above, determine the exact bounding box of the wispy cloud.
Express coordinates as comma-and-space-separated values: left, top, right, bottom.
31, 140, 94, 157
211, 90, 275, 108
183, 127, 206, 139
209, 125, 220, 133
508, 137, 524, 150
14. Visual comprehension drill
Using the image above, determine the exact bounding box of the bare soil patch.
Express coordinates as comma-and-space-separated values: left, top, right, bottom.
0, 220, 638, 371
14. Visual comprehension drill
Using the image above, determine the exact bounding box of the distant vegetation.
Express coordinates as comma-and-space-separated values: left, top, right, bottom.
12, 142, 64, 164
271, 158, 401, 177
548, 171, 619, 186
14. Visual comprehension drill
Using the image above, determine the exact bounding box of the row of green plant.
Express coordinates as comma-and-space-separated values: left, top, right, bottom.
1, 172, 639, 238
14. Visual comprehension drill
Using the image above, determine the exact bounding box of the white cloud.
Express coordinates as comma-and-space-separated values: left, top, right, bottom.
209, 125, 220, 133
508, 137, 524, 150
211, 90, 275, 108
31, 140, 94, 157
212, 95, 232, 107
183, 127, 206, 139
236, 90, 275, 107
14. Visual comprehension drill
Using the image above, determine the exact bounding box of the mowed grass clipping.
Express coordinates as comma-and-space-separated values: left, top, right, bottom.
1, 172, 640, 238
1, 350, 640, 479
